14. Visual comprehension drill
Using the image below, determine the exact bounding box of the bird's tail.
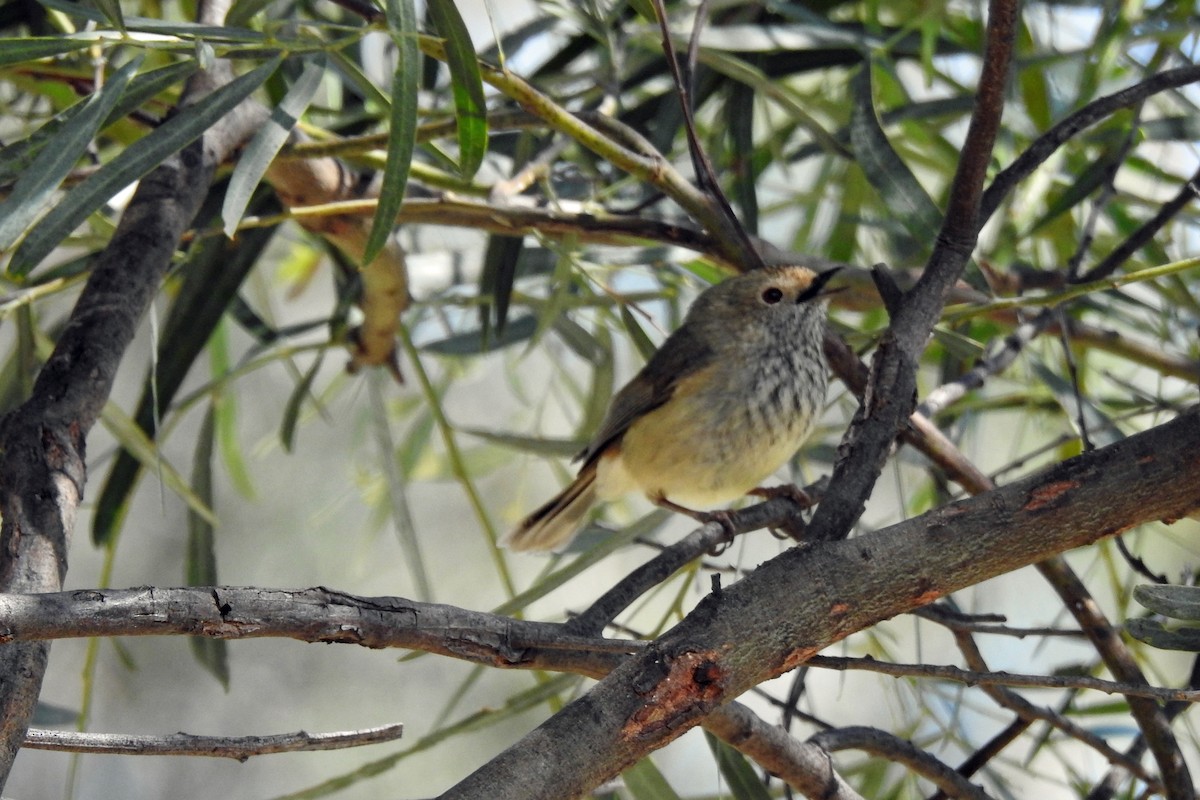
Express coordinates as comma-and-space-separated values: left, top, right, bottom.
502, 464, 598, 552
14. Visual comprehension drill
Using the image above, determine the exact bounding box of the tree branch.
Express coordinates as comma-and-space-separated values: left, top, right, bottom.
23, 723, 404, 760
435, 405, 1200, 799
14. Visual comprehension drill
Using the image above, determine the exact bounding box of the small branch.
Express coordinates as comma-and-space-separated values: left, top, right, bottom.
703, 702, 865, 800
567, 488, 816, 637
1075, 164, 1200, 284
1037, 556, 1193, 798
804, 654, 1200, 702
952, 626, 1162, 790
23, 724, 404, 760
981, 65, 1200, 224
809, 726, 994, 800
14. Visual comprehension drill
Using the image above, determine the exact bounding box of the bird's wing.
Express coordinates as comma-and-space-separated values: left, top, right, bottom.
576, 324, 717, 464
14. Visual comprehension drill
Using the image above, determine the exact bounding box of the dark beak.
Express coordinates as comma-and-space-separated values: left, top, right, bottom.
797, 266, 842, 303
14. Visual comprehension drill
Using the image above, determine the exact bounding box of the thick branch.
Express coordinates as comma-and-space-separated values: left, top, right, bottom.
437, 406, 1200, 799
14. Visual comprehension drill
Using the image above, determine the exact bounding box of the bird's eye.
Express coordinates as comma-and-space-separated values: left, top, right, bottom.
761, 287, 784, 304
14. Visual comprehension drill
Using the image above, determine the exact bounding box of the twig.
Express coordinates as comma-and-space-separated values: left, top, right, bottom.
806, 0, 1018, 543
23, 724, 404, 760
1075, 164, 1200, 284
804, 654, 1200, 702
809, 726, 994, 800
704, 702, 865, 800
981, 66, 1200, 224
1065, 105, 1145, 282
566, 488, 816, 637
1037, 556, 1192, 798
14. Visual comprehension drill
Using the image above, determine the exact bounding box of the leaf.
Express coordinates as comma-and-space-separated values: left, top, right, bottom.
0, 57, 141, 252
89, 0, 125, 31
622, 758, 683, 800
421, 314, 538, 354
0, 37, 91, 67
363, 0, 420, 266
426, 0, 488, 178
459, 427, 581, 458
703, 731, 773, 800
98, 402, 218, 527
186, 405, 229, 689
223, 55, 325, 236
478, 234, 524, 340
279, 351, 325, 453
1126, 618, 1200, 652
848, 64, 942, 249
10, 56, 282, 276
1134, 584, 1200, 621
0, 61, 198, 184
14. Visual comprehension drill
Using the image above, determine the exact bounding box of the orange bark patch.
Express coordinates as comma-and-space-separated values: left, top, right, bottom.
1024, 479, 1078, 511
622, 650, 727, 741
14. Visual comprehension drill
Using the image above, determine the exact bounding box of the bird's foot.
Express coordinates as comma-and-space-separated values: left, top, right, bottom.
748, 483, 814, 509
651, 494, 737, 553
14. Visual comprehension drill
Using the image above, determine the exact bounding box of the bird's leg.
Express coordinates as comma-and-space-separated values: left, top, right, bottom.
748, 484, 814, 508
650, 493, 737, 551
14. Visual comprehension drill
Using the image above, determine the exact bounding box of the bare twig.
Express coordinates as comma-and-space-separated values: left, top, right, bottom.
809, 726, 994, 800
704, 702, 865, 800
804, 654, 1200, 702
23, 724, 405, 760
981, 66, 1200, 224
951, 626, 1162, 789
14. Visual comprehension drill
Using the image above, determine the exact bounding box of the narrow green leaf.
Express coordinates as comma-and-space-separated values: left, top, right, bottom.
478, 234, 524, 340
0, 57, 140, 251
208, 323, 256, 499
622, 758, 683, 800
99, 403, 218, 526
459, 427, 581, 458
279, 351, 325, 452
0, 37, 91, 67
1127, 618, 1200, 652
11, 56, 282, 276
703, 731, 773, 800
619, 305, 657, 361
89, 0, 125, 31
363, 0, 420, 266
186, 406, 229, 689
426, 0, 488, 178
726, 73, 759, 235
223, 56, 326, 236
848, 64, 942, 247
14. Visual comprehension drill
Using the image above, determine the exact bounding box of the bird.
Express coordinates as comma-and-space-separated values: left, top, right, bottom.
502, 264, 839, 552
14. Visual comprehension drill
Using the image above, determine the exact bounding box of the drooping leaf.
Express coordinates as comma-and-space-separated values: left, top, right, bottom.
186, 405, 229, 689
703, 731, 774, 800
223, 55, 326, 236
622, 757, 683, 800
478, 234, 524, 340
362, 0, 420, 266
848, 63, 941, 251
426, 0, 488, 178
